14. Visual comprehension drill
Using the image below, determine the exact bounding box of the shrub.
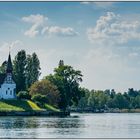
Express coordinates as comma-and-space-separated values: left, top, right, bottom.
31, 94, 47, 103
17, 91, 31, 100
29, 79, 60, 106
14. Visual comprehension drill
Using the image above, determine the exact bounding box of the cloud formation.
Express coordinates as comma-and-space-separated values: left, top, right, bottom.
22, 14, 47, 37
42, 26, 78, 37
87, 12, 140, 46
81, 2, 114, 8
22, 14, 78, 38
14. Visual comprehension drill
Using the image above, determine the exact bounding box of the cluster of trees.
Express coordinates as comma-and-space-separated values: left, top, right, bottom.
13, 50, 41, 92
1, 50, 140, 112
29, 60, 84, 110
0, 50, 41, 92
77, 88, 140, 111
0, 52, 83, 110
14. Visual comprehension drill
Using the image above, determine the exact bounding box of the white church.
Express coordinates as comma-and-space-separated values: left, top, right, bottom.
0, 54, 16, 99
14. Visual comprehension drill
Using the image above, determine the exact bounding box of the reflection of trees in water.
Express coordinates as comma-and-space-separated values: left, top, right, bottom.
42, 117, 86, 137
0, 116, 86, 138
0, 117, 39, 129
0, 117, 40, 138
43, 118, 85, 128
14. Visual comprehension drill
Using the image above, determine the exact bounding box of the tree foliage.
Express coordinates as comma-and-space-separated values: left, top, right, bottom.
17, 91, 31, 100
26, 53, 41, 89
13, 50, 26, 92
29, 79, 60, 106
0, 61, 7, 73
13, 50, 41, 92
46, 60, 83, 110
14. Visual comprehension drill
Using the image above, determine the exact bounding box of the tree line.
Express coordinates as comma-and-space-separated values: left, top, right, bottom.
77, 88, 140, 112
1, 50, 140, 112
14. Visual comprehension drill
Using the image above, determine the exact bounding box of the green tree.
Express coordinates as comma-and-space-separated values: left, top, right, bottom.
113, 93, 129, 109
13, 50, 26, 92
0, 61, 7, 73
46, 60, 83, 110
26, 53, 41, 89
77, 88, 90, 109
17, 91, 31, 100
29, 79, 60, 106
88, 90, 109, 111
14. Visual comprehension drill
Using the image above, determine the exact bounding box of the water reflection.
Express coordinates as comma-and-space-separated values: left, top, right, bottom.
0, 117, 39, 129
0, 116, 84, 138
0, 113, 140, 138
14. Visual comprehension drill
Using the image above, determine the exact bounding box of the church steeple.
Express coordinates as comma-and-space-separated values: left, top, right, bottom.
6, 53, 13, 73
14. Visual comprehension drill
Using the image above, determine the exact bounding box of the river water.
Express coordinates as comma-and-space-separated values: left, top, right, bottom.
0, 113, 140, 138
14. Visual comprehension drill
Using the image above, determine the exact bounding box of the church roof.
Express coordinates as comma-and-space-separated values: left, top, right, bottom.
0, 74, 6, 86
6, 53, 13, 73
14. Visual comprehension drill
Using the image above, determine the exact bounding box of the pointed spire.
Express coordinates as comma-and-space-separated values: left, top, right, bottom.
6, 53, 13, 73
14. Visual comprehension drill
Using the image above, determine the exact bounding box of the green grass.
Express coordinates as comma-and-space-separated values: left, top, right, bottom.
44, 104, 60, 112
0, 99, 42, 112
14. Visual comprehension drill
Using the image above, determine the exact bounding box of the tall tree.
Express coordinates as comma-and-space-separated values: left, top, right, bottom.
46, 60, 83, 110
26, 53, 41, 89
13, 50, 26, 92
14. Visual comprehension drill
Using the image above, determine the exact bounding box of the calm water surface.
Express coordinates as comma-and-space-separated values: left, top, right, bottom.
0, 113, 140, 138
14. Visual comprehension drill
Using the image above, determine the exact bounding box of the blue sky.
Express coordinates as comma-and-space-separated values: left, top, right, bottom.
1, 2, 140, 92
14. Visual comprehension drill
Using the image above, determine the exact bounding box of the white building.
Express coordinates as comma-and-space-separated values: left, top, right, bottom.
0, 54, 16, 99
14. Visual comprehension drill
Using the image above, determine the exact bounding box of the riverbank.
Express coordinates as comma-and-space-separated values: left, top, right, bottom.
0, 99, 70, 116
70, 108, 140, 113
0, 110, 70, 116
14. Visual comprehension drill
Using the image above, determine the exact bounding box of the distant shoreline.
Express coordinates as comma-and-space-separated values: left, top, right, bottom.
70, 108, 140, 113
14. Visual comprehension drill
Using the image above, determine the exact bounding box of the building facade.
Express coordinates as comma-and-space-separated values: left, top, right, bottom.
0, 54, 16, 99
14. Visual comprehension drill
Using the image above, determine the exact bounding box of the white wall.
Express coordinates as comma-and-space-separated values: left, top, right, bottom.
1, 83, 16, 99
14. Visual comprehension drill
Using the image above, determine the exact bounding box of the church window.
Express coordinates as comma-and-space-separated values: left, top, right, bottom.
10, 90, 12, 95
8, 88, 10, 90
6, 90, 7, 94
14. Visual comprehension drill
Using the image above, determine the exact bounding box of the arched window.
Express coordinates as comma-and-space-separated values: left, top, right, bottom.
6, 90, 7, 95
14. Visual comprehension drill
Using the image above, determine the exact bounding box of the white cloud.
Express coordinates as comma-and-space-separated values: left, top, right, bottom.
81, 1, 114, 8
87, 12, 140, 46
80, 2, 90, 5
22, 14, 78, 38
42, 26, 78, 37
94, 2, 114, 8
22, 14, 48, 38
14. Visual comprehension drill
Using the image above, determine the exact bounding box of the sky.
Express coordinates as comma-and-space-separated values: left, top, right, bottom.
0, 2, 140, 92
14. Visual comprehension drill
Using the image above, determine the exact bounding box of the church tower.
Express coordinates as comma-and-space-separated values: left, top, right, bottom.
6, 53, 13, 74
0, 53, 16, 99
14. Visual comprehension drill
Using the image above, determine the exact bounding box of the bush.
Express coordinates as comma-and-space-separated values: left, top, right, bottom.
29, 79, 60, 106
31, 94, 47, 104
17, 91, 31, 100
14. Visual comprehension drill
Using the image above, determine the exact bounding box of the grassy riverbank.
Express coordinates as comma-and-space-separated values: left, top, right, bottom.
0, 99, 70, 116
0, 99, 60, 112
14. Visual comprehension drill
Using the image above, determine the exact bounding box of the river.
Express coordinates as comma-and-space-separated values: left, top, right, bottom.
0, 113, 140, 138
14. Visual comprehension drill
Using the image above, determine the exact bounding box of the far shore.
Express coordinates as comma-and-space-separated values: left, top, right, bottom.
70, 108, 140, 113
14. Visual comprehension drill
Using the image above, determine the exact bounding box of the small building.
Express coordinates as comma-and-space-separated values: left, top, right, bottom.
0, 54, 16, 99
